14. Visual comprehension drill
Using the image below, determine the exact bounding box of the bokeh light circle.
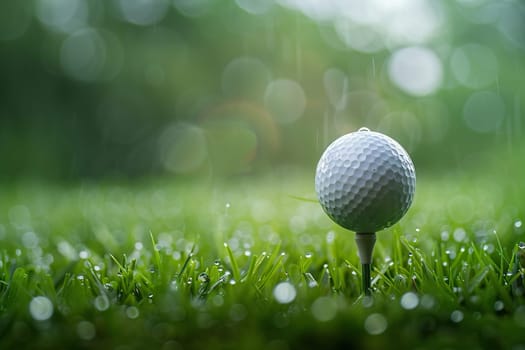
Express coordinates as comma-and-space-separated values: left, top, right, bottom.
463, 91, 505, 133
264, 79, 306, 124
158, 123, 208, 174
450, 44, 499, 89
388, 46, 443, 96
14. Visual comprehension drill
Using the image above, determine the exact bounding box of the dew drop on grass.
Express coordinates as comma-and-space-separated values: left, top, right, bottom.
29, 296, 54, 321
515, 220, 523, 229
94, 295, 110, 311
305, 252, 312, 259
304, 273, 318, 288
273, 282, 296, 304
483, 244, 495, 254
198, 272, 210, 283
126, 306, 140, 319
79, 250, 89, 259
400, 292, 419, 310
441, 231, 450, 241
364, 313, 388, 335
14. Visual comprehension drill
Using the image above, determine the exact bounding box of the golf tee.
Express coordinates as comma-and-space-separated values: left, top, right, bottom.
355, 232, 376, 295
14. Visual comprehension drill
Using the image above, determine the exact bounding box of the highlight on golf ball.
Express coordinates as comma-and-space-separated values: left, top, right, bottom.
315, 127, 416, 233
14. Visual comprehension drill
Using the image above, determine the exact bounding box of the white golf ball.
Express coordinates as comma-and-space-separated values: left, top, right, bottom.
315, 128, 416, 232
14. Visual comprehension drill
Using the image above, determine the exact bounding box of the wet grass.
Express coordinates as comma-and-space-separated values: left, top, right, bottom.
0, 171, 524, 349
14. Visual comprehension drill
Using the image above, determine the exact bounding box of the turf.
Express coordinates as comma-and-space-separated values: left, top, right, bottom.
0, 172, 524, 349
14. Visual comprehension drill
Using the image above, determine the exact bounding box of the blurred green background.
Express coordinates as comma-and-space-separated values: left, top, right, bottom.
0, 0, 524, 181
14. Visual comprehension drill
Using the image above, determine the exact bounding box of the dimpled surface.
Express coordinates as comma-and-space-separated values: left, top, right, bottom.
315, 129, 416, 232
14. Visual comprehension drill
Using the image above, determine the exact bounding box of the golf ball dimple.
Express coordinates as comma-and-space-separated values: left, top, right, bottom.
315, 128, 415, 232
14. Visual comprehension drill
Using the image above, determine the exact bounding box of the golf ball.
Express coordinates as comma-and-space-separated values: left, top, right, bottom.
315, 128, 415, 232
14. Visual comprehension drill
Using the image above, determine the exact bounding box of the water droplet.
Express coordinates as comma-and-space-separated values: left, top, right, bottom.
305, 252, 313, 259
515, 220, 523, 229
244, 250, 251, 257
358, 127, 370, 132
304, 273, 318, 288
126, 306, 139, 319
198, 272, 210, 283
79, 250, 89, 259
400, 292, 419, 310
94, 295, 110, 311
483, 244, 495, 254
29, 296, 54, 321
364, 313, 388, 335
225, 203, 231, 209
441, 231, 450, 241
273, 282, 296, 304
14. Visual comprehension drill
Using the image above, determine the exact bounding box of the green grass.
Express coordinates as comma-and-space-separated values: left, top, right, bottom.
0, 172, 524, 349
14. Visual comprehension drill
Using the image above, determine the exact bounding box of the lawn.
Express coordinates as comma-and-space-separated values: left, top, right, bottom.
0, 167, 524, 349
